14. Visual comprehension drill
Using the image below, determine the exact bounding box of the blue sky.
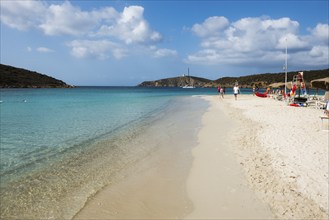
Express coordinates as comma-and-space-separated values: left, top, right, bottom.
1, 0, 328, 86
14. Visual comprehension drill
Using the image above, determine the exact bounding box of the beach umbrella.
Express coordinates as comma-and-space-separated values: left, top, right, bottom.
269, 82, 284, 88
269, 82, 292, 89
311, 77, 329, 91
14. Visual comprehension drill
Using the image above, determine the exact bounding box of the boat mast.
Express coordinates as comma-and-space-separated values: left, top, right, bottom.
188, 67, 190, 85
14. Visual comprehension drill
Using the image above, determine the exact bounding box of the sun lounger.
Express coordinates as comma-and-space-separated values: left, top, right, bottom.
306, 91, 329, 109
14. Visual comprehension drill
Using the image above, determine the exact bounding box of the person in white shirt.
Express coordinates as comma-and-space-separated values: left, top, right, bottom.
233, 85, 239, 100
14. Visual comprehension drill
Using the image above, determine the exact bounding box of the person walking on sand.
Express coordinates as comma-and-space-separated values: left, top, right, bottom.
217, 84, 221, 98
233, 84, 239, 100
220, 87, 224, 98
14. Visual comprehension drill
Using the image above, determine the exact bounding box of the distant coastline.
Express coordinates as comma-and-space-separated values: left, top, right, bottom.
0, 64, 73, 88
138, 69, 329, 88
1, 63, 327, 89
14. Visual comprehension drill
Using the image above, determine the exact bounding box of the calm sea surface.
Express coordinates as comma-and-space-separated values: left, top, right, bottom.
0, 87, 217, 219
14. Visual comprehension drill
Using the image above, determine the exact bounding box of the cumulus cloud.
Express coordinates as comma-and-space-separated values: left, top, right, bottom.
0, 1, 46, 30
192, 16, 229, 37
1, 1, 166, 60
187, 16, 328, 69
68, 40, 128, 60
309, 23, 329, 43
39, 2, 97, 36
95, 6, 162, 44
151, 47, 178, 58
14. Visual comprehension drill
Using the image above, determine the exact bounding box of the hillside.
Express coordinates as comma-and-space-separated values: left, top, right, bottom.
138, 69, 328, 88
0, 64, 72, 88
138, 75, 213, 87
214, 69, 329, 88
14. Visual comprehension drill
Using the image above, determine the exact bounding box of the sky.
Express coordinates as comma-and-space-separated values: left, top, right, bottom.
1, 0, 328, 86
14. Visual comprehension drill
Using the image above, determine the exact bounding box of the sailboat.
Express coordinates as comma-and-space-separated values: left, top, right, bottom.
182, 67, 195, 89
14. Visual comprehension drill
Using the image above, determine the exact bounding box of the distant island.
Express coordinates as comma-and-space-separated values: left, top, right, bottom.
0, 64, 73, 88
138, 69, 328, 88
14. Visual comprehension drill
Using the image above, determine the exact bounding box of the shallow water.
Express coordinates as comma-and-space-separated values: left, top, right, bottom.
74, 95, 208, 219
0, 87, 210, 219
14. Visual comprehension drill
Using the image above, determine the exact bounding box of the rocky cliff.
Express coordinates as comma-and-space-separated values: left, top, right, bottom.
0, 64, 73, 88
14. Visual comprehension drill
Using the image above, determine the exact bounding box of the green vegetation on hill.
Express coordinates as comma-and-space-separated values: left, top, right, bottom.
138, 69, 328, 88
0, 64, 72, 88
214, 69, 329, 88
138, 75, 213, 87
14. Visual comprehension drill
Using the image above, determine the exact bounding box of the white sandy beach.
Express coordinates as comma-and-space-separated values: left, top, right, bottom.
185, 95, 274, 219
215, 94, 329, 219
74, 94, 328, 219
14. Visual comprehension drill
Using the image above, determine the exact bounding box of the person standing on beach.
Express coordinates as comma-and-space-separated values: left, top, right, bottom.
217, 84, 221, 99
233, 84, 239, 100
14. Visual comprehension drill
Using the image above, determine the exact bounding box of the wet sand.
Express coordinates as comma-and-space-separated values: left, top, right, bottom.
73, 97, 205, 219
74, 95, 275, 219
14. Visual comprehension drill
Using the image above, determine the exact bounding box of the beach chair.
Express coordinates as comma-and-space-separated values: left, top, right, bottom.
316, 91, 329, 109
319, 93, 329, 130
306, 94, 320, 108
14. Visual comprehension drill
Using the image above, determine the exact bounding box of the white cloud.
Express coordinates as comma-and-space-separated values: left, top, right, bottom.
187, 16, 328, 69
309, 23, 329, 43
0, 1, 118, 36
94, 6, 162, 45
1, 1, 164, 60
192, 16, 229, 37
152, 48, 178, 58
0, 1, 46, 30
309, 46, 325, 57
37, 47, 54, 53
39, 1, 97, 36
68, 40, 128, 60
276, 34, 308, 50
1, 1, 162, 44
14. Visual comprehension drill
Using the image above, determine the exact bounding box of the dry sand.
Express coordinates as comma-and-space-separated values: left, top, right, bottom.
216, 94, 329, 219
185, 95, 274, 219
74, 94, 328, 219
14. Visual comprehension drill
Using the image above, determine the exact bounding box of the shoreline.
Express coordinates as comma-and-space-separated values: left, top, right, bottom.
74, 94, 328, 219
73, 96, 207, 219
185, 95, 274, 219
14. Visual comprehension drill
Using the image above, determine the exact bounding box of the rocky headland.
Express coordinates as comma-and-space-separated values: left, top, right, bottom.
0, 64, 73, 88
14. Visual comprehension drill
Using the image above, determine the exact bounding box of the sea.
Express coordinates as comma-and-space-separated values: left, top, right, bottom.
0, 86, 221, 219
0, 86, 323, 219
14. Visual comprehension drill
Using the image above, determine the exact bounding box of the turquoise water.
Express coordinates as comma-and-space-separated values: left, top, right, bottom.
0, 87, 212, 178
1, 86, 322, 218
0, 87, 214, 219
